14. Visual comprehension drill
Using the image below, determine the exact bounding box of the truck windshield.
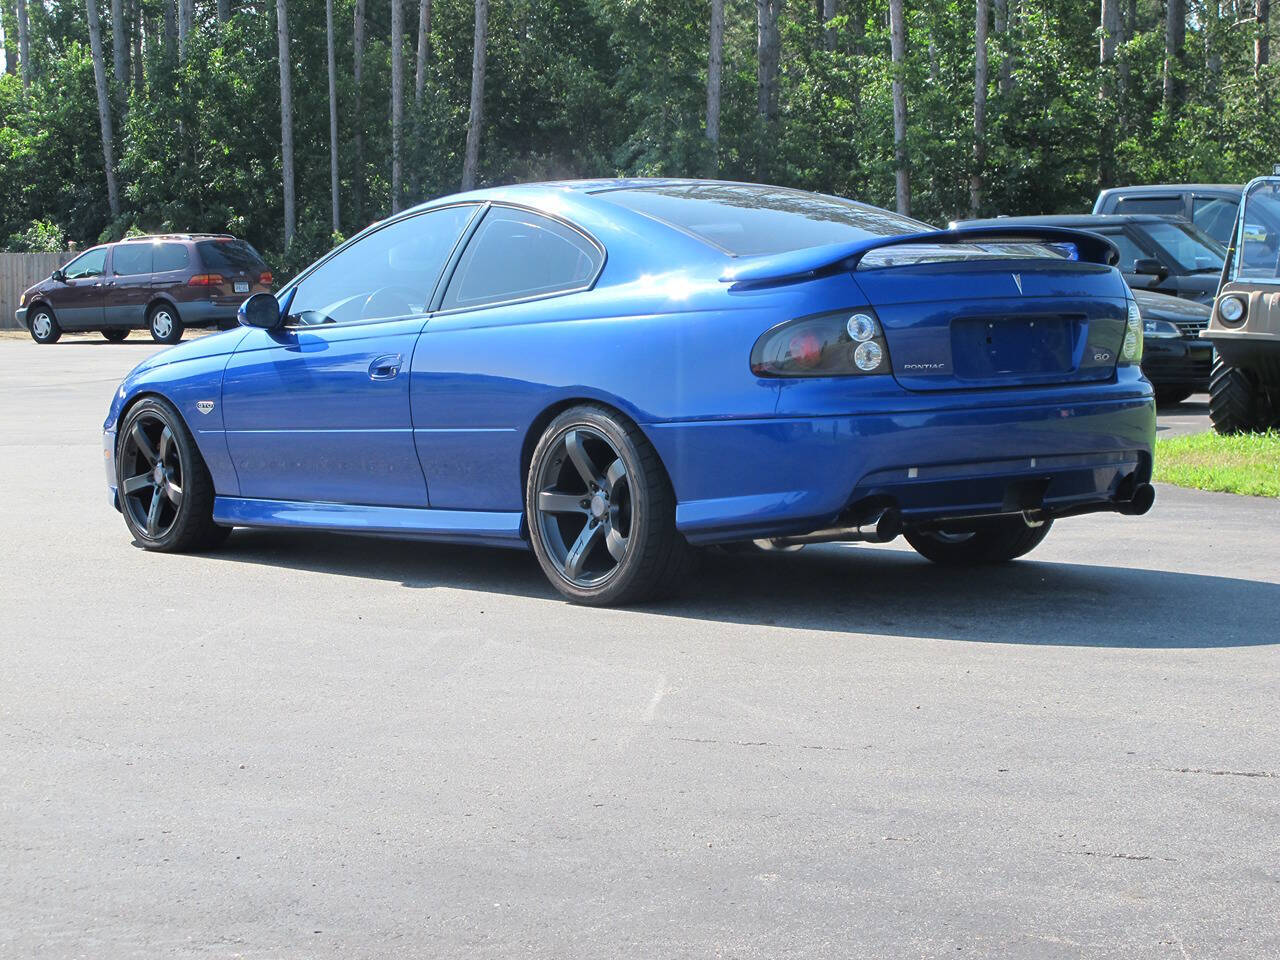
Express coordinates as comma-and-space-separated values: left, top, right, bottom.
1236, 181, 1280, 280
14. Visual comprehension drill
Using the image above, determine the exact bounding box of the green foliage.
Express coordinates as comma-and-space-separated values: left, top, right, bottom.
2, 0, 1280, 258
7, 218, 67, 251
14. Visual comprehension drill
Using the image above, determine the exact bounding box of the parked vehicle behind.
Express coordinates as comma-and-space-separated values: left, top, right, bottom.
1129, 288, 1212, 406
102, 180, 1157, 605
16, 234, 272, 344
1204, 177, 1280, 433
956, 214, 1225, 304
1091, 183, 1257, 247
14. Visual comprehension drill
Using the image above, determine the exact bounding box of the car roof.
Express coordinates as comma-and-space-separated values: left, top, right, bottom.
1098, 184, 1241, 195
118, 233, 239, 243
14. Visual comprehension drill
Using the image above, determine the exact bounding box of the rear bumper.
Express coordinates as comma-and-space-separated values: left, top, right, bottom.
649, 392, 1156, 544
1141, 338, 1212, 389
175, 300, 239, 328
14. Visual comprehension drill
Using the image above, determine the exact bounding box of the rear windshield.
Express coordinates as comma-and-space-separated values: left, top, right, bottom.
598, 183, 930, 257
197, 239, 266, 273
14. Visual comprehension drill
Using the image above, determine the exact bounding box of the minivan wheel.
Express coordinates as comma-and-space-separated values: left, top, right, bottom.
29, 307, 61, 344
117, 396, 229, 552
526, 404, 695, 605
148, 305, 184, 344
904, 517, 1053, 565
102, 328, 129, 342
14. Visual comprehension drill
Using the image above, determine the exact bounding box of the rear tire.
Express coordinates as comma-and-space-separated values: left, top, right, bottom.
116, 396, 229, 552
148, 304, 184, 344
29, 307, 61, 343
904, 518, 1053, 565
526, 404, 695, 605
102, 328, 129, 342
1208, 357, 1263, 434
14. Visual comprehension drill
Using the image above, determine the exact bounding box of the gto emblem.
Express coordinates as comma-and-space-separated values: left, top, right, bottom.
196, 400, 215, 415
1011, 273, 1024, 295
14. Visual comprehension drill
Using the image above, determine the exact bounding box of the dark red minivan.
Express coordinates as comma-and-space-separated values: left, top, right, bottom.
16, 234, 273, 344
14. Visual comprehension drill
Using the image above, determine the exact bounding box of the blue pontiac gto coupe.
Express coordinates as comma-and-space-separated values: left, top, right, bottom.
103, 180, 1156, 604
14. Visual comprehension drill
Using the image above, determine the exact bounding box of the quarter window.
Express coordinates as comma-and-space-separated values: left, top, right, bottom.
153, 243, 190, 272
64, 247, 107, 279
287, 204, 477, 326
1114, 196, 1183, 217
112, 243, 154, 276
441, 206, 602, 310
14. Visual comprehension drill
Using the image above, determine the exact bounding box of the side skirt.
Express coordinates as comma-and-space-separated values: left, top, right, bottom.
212, 497, 528, 549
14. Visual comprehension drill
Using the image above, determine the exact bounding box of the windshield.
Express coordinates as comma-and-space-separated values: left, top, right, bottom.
1139, 220, 1225, 273
1236, 180, 1280, 280
598, 182, 931, 257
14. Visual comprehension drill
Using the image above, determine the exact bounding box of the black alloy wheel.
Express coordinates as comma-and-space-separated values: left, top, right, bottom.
526, 405, 694, 605
117, 397, 229, 551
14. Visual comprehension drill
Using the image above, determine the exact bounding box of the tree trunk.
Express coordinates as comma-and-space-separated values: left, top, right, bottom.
1162, 0, 1185, 113
218, 0, 230, 23
110, 0, 127, 94
2, 0, 15, 77
177, 0, 190, 61
706, 0, 723, 147
822, 0, 837, 51
276, 0, 295, 246
16, 0, 29, 91
1258, 0, 1270, 72
460, 0, 486, 191
353, 0, 366, 222
86, 0, 121, 217
755, 0, 781, 122
390, 0, 404, 212
993, 0, 1011, 94
1099, 0, 1120, 185
969, 0, 987, 218
414, 0, 430, 106
132, 0, 143, 96
326, 0, 340, 234
889, 0, 909, 215
163, 0, 176, 62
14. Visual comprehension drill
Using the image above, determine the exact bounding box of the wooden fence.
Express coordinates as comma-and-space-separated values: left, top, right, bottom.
0, 252, 75, 330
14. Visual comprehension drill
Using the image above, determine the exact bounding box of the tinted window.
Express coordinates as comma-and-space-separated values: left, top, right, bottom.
112, 243, 153, 276
154, 243, 190, 272
288, 204, 476, 326
442, 207, 602, 309
1098, 230, 1149, 272
1191, 197, 1238, 246
63, 247, 107, 279
1139, 220, 1225, 272
1114, 195, 1184, 216
197, 239, 266, 273
600, 183, 929, 256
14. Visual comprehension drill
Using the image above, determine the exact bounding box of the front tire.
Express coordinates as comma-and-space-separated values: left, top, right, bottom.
148, 304, 184, 344
904, 517, 1053, 565
29, 307, 61, 343
116, 396, 229, 552
1208, 357, 1265, 434
526, 404, 695, 605
102, 328, 129, 342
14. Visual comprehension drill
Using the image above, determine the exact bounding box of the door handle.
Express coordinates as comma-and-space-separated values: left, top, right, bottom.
368, 354, 403, 380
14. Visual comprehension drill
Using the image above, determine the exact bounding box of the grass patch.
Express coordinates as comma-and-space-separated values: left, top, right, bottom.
1155, 431, 1280, 498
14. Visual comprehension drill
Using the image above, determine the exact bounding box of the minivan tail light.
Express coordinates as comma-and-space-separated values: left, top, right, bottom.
259, 271, 273, 285
751, 309, 891, 378
188, 273, 225, 286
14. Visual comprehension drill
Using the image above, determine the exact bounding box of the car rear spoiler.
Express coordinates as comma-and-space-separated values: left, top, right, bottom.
719, 224, 1120, 285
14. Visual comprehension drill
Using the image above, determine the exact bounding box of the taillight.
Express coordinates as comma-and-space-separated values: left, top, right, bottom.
751, 309, 892, 377
1119, 299, 1143, 365
188, 273, 225, 286
259, 271, 273, 285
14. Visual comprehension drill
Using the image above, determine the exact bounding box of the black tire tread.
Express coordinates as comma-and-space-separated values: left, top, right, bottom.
904, 518, 1053, 565
29, 306, 61, 344
102, 328, 129, 342
1208, 357, 1260, 434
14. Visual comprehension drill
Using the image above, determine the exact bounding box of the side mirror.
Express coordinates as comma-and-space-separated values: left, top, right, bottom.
51, 269, 65, 283
238, 292, 283, 329
1132, 257, 1168, 280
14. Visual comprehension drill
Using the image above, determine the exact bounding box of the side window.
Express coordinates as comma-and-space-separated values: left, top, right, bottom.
112, 243, 154, 276
1100, 230, 1148, 272
1192, 197, 1238, 247
64, 247, 107, 279
1114, 195, 1184, 217
287, 204, 477, 326
154, 243, 190, 272
441, 206, 602, 310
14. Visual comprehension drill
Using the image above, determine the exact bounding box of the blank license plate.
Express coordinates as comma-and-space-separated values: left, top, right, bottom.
234, 281, 249, 293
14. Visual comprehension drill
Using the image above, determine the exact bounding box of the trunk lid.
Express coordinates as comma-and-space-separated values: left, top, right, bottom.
852, 258, 1130, 392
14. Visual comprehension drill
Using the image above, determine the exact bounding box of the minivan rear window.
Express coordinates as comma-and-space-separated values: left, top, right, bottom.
598, 183, 930, 257
197, 239, 266, 273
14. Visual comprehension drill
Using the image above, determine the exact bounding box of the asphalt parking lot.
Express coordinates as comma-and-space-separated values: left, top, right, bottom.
1, 335, 1277, 959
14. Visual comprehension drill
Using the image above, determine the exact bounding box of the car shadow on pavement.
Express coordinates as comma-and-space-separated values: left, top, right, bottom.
209, 529, 1279, 649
